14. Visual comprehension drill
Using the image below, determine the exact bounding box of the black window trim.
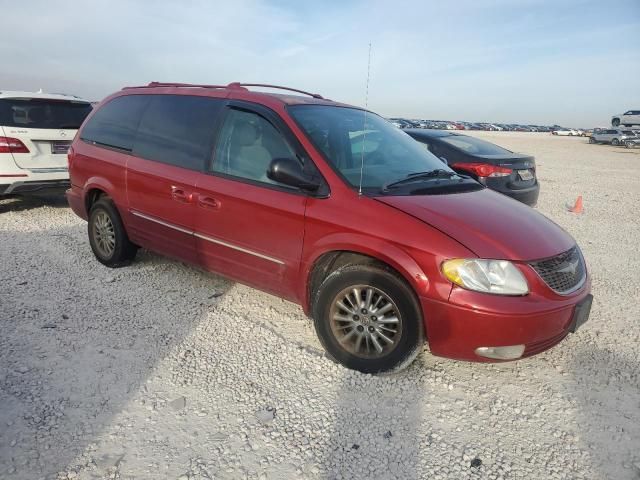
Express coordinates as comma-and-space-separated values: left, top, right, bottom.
207, 100, 329, 198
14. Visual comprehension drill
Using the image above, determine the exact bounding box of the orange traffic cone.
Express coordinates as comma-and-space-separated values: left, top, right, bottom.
568, 195, 583, 214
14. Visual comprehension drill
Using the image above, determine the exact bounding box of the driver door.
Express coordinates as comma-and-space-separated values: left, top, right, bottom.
193, 104, 308, 301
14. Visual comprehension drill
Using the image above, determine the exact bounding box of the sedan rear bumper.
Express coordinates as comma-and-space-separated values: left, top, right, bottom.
1, 179, 70, 196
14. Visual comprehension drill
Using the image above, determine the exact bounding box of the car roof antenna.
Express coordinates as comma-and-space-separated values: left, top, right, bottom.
358, 42, 372, 196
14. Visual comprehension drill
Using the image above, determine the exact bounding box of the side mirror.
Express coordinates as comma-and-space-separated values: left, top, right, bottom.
267, 157, 321, 192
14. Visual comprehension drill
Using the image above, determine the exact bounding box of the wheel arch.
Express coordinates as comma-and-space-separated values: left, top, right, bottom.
82, 177, 118, 215
302, 237, 430, 316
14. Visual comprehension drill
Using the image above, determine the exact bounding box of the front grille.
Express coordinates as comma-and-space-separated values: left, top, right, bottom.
530, 246, 586, 294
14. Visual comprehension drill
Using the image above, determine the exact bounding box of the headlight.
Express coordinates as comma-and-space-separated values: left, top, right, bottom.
442, 259, 529, 295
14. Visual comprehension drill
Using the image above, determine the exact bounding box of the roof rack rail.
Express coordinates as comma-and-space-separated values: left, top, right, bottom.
122, 82, 228, 90
227, 83, 324, 99
123, 82, 324, 99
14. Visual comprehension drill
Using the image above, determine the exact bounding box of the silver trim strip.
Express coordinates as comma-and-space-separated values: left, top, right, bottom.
130, 210, 194, 235
194, 232, 285, 265
129, 209, 285, 265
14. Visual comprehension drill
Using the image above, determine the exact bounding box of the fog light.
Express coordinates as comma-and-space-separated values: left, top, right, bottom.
475, 345, 525, 360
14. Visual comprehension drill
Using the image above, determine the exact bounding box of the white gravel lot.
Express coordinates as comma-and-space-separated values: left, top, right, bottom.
1, 133, 639, 480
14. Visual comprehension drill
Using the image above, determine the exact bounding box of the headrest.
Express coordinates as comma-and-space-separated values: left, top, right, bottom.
233, 121, 259, 147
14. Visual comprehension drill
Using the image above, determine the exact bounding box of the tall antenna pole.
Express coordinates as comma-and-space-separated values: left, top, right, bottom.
358, 42, 372, 196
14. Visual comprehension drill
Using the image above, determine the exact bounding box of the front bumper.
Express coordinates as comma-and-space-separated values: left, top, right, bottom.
420, 277, 592, 362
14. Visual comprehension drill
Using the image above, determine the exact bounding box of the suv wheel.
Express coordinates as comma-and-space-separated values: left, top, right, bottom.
612, 138, 620, 146
589, 136, 596, 144
88, 198, 138, 267
312, 264, 424, 374
612, 118, 620, 127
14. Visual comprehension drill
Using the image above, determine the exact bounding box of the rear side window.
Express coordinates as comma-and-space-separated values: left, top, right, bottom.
133, 95, 224, 170
0, 98, 92, 129
81, 95, 149, 151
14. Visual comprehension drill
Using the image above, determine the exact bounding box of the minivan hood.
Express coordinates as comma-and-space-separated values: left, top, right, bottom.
376, 189, 575, 260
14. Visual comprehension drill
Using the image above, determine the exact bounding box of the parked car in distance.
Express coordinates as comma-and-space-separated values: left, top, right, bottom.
624, 137, 640, 148
611, 110, 640, 127
405, 129, 539, 206
1, 91, 92, 196
67, 82, 591, 374
590, 128, 637, 145
551, 128, 577, 136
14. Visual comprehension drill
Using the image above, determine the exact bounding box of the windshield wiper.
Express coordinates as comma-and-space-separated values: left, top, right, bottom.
382, 169, 458, 192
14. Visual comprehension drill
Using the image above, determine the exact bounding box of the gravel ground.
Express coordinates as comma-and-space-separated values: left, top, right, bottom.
1, 133, 639, 480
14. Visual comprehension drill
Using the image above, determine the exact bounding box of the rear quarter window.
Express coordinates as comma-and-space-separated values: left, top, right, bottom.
133, 95, 224, 170
81, 95, 150, 151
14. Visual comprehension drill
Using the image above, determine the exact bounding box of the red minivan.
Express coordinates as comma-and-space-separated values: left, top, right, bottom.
66, 82, 592, 373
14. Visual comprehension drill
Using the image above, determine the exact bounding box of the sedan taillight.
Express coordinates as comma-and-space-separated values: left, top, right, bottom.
451, 162, 512, 178
0, 136, 30, 154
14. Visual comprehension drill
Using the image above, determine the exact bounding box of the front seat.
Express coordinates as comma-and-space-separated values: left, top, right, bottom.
229, 121, 272, 182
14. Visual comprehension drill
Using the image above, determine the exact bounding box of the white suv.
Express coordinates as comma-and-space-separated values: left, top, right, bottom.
611, 110, 640, 127
1, 91, 92, 196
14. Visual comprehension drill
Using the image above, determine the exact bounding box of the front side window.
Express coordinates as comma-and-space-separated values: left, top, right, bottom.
133, 95, 224, 170
81, 95, 149, 151
212, 109, 296, 185
289, 105, 473, 194
0, 98, 91, 129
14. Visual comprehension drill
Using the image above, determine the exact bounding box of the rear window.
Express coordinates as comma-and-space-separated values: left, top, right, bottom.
81, 95, 150, 152
440, 135, 512, 155
0, 98, 92, 129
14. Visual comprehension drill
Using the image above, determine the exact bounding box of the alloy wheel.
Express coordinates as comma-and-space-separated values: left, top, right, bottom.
329, 285, 403, 358
92, 210, 116, 258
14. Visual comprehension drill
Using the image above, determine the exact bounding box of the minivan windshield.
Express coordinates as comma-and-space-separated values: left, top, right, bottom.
0, 98, 92, 129
289, 105, 477, 194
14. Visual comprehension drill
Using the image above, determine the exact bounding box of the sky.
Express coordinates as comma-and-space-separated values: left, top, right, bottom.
1, 0, 639, 127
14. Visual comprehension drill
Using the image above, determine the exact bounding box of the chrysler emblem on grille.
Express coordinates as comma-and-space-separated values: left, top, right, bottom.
557, 258, 579, 275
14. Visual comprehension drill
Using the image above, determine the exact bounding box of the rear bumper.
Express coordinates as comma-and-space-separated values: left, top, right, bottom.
65, 185, 87, 220
485, 182, 539, 206
1, 179, 70, 195
421, 278, 592, 362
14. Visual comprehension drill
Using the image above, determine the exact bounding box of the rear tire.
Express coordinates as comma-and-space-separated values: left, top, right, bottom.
612, 138, 620, 146
88, 198, 137, 268
612, 118, 620, 127
312, 263, 424, 374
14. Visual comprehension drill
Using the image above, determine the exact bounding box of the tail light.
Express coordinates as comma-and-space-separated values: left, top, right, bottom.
451, 162, 512, 178
67, 146, 75, 169
0, 136, 30, 154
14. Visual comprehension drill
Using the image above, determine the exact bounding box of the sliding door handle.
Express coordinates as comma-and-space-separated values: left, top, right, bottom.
198, 196, 220, 209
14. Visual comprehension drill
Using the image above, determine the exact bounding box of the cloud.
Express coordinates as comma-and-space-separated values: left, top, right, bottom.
1, 0, 638, 125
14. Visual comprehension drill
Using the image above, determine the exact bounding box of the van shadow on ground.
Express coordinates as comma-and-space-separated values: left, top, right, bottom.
569, 345, 640, 480
0, 219, 233, 479
0, 194, 68, 214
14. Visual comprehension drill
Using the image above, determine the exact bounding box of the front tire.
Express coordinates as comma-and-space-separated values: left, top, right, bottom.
612, 138, 620, 146
312, 264, 424, 374
612, 118, 620, 127
88, 198, 138, 267
589, 136, 596, 144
